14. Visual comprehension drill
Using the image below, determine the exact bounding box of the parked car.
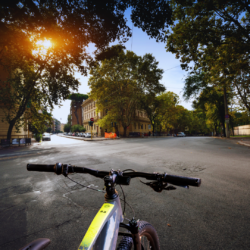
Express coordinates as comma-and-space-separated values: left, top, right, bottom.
177, 132, 186, 137
68, 132, 72, 136
42, 133, 51, 141
85, 133, 91, 138
72, 133, 75, 136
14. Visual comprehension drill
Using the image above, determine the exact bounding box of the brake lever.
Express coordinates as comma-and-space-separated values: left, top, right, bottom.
144, 181, 176, 192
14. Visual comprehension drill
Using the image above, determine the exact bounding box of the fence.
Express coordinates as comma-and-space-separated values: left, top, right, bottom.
233, 125, 250, 136
105, 132, 117, 139
0, 138, 31, 147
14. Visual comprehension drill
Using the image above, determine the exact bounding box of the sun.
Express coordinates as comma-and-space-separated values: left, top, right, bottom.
36, 39, 52, 49
33, 39, 52, 56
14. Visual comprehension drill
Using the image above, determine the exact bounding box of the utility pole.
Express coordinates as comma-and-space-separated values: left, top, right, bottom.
223, 86, 230, 138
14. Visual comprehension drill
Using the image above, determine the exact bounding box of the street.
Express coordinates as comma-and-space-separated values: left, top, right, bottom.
0, 135, 250, 249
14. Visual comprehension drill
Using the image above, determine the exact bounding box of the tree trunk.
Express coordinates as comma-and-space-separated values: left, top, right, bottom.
7, 120, 16, 140
223, 87, 230, 138
123, 126, 127, 137
74, 105, 79, 124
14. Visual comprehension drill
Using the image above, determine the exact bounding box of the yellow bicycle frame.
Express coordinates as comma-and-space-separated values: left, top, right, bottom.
78, 197, 123, 250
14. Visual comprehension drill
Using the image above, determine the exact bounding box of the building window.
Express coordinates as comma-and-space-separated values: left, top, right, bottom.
134, 123, 136, 129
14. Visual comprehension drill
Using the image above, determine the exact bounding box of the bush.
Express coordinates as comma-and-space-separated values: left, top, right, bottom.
71, 124, 86, 132
35, 133, 42, 142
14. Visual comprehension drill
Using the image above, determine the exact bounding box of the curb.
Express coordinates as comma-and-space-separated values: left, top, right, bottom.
237, 141, 250, 147
57, 135, 108, 141
212, 136, 250, 147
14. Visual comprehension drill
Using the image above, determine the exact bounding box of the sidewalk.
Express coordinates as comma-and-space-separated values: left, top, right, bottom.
0, 139, 42, 158
58, 134, 120, 141
213, 136, 250, 147
235, 138, 250, 147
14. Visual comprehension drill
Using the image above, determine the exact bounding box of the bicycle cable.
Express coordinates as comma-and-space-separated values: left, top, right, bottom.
66, 175, 136, 218
66, 176, 105, 193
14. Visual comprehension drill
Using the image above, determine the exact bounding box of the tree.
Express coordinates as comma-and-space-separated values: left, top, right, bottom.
0, 0, 173, 139
71, 124, 86, 132
166, 0, 250, 136
46, 127, 52, 133
140, 96, 161, 135
64, 124, 71, 133
183, 72, 229, 136
68, 93, 88, 125
166, 0, 250, 72
155, 92, 179, 133
89, 47, 165, 136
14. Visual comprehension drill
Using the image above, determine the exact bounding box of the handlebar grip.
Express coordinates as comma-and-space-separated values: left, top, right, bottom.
27, 164, 55, 173
164, 174, 201, 187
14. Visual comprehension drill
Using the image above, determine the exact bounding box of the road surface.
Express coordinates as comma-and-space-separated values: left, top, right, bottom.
0, 135, 249, 249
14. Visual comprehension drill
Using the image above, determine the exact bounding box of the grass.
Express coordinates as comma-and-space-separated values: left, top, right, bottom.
231, 135, 250, 138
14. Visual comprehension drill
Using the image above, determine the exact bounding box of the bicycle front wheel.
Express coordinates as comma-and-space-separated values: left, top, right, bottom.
117, 221, 160, 250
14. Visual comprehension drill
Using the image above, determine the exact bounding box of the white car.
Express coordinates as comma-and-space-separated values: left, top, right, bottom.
42, 133, 51, 141
177, 132, 186, 137
85, 133, 91, 138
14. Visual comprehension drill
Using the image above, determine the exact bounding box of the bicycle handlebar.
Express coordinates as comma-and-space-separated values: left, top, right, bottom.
27, 164, 55, 172
27, 163, 201, 187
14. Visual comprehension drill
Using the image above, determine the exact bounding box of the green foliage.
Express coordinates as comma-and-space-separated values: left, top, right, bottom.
166, 0, 250, 112
183, 72, 228, 135
64, 124, 71, 133
96, 113, 116, 133
71, 125, 86, 133
68, 93, 88, 102
35, 133, 42, 142
155, 92, 179, 132
46, 127, 52, 133
67, 115, 71, 125
1, 1, 174, 139
89, 47, 165, 136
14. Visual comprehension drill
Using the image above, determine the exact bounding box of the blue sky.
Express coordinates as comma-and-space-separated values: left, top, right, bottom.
53, 9, 193, 123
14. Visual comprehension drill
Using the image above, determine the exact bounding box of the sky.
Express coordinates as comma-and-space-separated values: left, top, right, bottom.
52, 9, 194, 124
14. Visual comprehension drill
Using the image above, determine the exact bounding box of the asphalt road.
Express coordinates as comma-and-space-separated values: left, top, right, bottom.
0, 135, 249, 249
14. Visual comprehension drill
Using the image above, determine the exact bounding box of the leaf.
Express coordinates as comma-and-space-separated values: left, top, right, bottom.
167, 224, 171, 227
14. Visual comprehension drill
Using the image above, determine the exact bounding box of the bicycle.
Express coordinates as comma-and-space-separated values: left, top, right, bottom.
20, 163, 201, 250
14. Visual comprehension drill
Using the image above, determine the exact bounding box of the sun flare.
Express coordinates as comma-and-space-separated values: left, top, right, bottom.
33, 39, 52, 56
36, 39, 52, 49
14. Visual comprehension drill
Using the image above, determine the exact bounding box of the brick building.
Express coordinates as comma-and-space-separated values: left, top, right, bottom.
70, 101, 83, 126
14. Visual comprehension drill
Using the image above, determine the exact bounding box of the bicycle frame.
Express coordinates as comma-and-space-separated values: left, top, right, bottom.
78, 195, 124, 250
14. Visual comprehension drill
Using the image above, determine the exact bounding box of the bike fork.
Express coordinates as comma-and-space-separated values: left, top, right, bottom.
119, 218, 141, 250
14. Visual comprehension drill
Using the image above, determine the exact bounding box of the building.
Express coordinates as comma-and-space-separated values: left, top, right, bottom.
60, 123, 65, 132
81, 98, 152, 137
51, 118, 61, 132
70, 101, 83, 126
0, 66, 29, 139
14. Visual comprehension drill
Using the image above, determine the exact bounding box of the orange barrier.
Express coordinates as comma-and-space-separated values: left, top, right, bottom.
105, 132, 117, 139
